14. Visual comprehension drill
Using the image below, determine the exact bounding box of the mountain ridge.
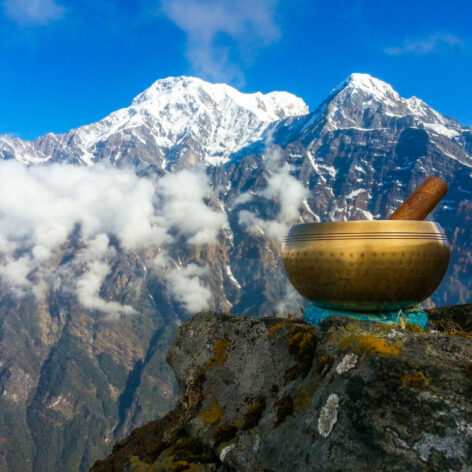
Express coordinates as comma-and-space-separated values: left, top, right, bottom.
0, 76, 308, 168
2, 73, 471, 170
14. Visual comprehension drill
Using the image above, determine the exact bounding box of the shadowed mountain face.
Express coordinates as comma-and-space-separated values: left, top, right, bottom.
0, 73, 470, 471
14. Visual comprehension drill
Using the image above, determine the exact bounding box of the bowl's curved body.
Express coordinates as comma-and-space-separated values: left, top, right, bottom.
281, 220, 450, 312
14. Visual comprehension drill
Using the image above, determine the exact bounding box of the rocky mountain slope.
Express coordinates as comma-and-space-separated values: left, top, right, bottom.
91, 305, 472, 471
0, 74, 470, 471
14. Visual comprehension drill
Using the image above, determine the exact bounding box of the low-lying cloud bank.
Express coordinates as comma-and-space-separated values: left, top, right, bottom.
0, 151, 308, 317
0, 161, 226, 315
238, 146, 307, 242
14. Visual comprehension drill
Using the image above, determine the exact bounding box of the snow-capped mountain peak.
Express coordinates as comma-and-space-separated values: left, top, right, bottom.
342, 73, 399, 100
132, 76, 308, 122
317, 73, 461, 137
0, 76, 308, 167
0, 73, 468, 170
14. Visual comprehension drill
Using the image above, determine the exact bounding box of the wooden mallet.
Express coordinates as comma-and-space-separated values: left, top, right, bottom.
388, 176, 448, 221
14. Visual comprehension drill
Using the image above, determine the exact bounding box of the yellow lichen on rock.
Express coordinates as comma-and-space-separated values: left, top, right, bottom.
340, 334, 403, 357
445, 330, 472, 339
268, 321, 289, 338
206, 339, 230, 367
169, 460, 191, 472
401, 371, 431, 389
212, 423, 238, 446
201, 401, 224, 425
403, 323, 425, 333
288, 327, 315, 354
242, 397, 266, 430
294, 378, 319, 412
128, 455, 150, 471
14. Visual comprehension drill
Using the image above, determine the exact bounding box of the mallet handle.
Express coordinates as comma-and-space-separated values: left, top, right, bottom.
388, 176, 448, 221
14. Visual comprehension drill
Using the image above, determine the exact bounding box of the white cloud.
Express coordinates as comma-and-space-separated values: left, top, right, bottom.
274, 282, 305, 316
154, 167, 228, 245
160, 0, 280, 82
0, 161, 226, 315
152, 253, 211, 313
260, 149, 307, 224
3, 0, 65, 26
165, 264, 211, 313
233, 192, 253, 206
384, 33, 462, 56
75, 235, 137, 317
238, 147, 307, 242
0, 256, 32, 288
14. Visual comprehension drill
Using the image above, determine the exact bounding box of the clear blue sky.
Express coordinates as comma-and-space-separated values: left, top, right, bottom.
1, 0, 471, 139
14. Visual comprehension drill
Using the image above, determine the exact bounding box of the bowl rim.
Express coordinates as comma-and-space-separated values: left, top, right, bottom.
284, 220, 447, 240
288, 220, 443, 230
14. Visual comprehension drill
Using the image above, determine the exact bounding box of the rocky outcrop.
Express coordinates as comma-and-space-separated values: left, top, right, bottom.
92, 304, 472, 471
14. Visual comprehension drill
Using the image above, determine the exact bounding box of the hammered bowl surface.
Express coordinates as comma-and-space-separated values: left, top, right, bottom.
281, 220, 450, 312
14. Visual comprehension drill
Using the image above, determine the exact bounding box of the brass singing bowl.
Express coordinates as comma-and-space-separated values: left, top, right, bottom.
281, 220, 450, 312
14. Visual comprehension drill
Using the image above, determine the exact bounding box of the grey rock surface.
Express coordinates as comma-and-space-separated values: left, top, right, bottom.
92, 306, 472, 471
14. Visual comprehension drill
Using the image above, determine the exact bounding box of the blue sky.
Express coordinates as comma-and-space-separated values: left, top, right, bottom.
1, 0, 471, 139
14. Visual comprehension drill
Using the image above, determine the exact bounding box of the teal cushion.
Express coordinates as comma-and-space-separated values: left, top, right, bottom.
303, 303, 428, 329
